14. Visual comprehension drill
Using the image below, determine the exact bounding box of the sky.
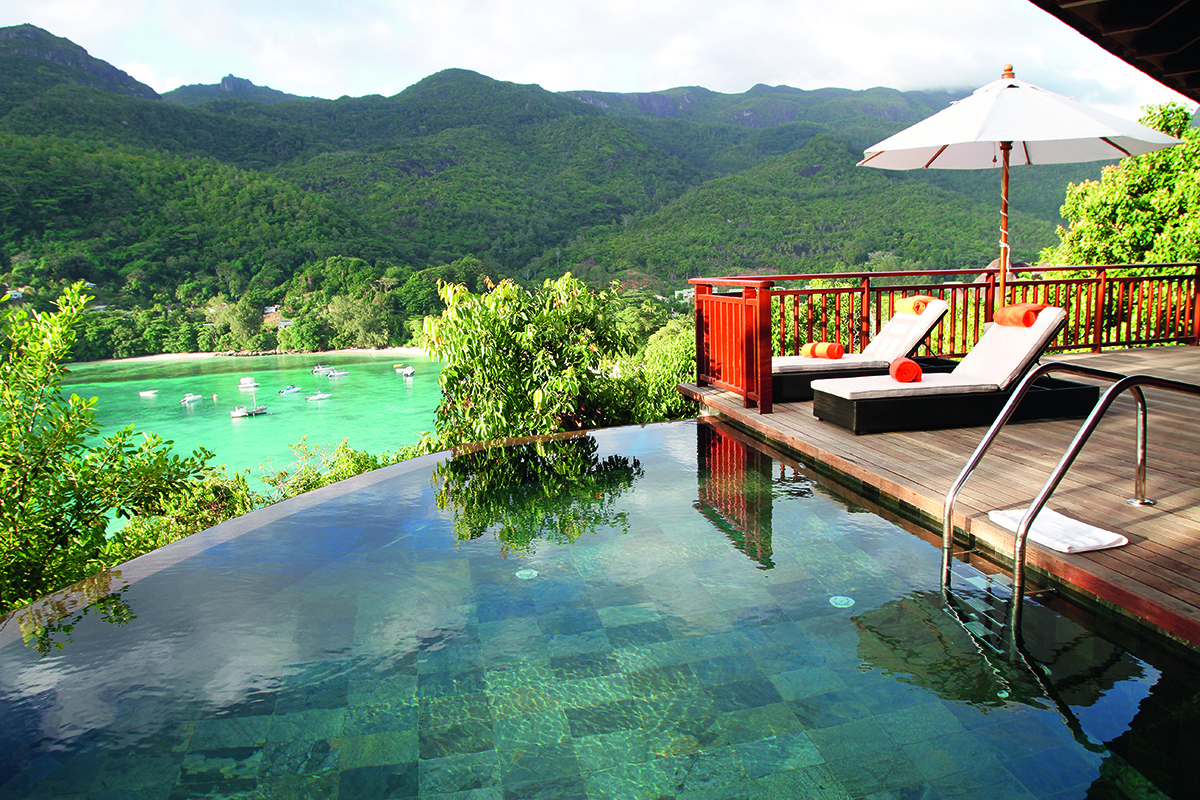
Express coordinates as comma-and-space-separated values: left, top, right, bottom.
5, 0, 1195, 120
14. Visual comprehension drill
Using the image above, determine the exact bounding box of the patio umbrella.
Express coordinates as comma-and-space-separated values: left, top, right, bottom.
857, 65, 1181, 305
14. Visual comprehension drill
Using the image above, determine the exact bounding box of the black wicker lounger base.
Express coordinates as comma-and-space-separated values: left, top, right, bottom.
773, 356, 958, 402
812, 376, 1100, 435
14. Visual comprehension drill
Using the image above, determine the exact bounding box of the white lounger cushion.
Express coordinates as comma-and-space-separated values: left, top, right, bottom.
772, 353, 888, 373
810, 306, 1066, 400
808, 372, 1001, 400
772, 298, 949, 374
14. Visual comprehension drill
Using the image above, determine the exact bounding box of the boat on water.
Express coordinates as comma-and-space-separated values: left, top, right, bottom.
138, 389, 159, 397
230, 405, 268, 418
306, 392, 332, 401
279, 385, 301, 395
326, 369, 349, 378
180, 393, 203, 404
238, 377, 259, 389
311, 364, 334, 375
394, 365, 415, 377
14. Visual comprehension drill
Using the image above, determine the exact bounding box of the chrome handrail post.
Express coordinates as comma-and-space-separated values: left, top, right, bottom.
941, 363, 1057, 593
1129, 386, 1155, 506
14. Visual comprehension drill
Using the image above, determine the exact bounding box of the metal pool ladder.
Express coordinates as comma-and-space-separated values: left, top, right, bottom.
941, 361, 1200, 641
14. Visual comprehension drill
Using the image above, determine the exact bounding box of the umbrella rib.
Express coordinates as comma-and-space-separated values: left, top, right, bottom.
923, 145, 949, 169
1101, 137, 1132, 157
1021, 142, 1032, 166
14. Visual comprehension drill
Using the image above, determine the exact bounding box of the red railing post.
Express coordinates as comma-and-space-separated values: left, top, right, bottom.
984, 272, 996, 323
694, 283, 711, 385
860, 276, 872, 351
1193, 266, 1200, 346
742, 284, 773, 414
1092, 269, 1108, 353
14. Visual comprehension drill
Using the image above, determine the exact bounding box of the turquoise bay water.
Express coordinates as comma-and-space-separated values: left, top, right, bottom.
62, 351, 442, 486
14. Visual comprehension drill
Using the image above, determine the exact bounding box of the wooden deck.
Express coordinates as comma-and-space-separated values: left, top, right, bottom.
680, 347, 1200, 649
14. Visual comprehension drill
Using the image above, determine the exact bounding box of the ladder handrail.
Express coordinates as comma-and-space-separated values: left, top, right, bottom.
941, 361, 1200, 636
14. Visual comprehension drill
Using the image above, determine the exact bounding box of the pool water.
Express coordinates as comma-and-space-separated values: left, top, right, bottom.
0, 420, 1195, 799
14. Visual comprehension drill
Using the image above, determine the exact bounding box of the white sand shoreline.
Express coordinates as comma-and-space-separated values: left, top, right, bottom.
76, 346, 428, 366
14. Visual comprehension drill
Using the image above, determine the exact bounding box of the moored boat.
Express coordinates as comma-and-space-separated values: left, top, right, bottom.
306, 392, 332, 401
311, 364, 334, 375
230, 404, 267, 418
326, 369, 349, 378
279, 384, 301, 395
238, 376, 259, 389
139, 389, 159, 397
180, 393, 203, 404
395, 365, 415, 377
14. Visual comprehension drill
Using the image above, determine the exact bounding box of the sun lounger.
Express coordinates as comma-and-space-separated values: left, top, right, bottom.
772, 298, 952, 401
810, 306, 1099, 434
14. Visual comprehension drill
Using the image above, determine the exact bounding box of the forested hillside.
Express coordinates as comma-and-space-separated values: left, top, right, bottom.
0, 23, 1106, 358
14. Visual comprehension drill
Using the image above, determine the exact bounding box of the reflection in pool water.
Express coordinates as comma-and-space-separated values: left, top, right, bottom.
0, 419, 1194, 798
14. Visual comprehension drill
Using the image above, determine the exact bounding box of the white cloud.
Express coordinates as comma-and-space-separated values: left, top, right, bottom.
2, 0, 1193, 117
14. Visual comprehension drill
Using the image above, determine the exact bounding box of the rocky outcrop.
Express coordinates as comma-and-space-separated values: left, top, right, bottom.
0, 23, 160, 100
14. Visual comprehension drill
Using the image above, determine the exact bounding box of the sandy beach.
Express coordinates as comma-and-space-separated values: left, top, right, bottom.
79, 346, 428, 366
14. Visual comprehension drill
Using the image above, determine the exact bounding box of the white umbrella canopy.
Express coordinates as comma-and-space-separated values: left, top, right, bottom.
858, 66, 1182, 303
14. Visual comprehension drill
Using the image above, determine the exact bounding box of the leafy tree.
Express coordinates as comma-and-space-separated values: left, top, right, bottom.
423, 273, 636, 444
228, 291, 265, 346
0, 283, 213, 612
628, 316, 699, 422
325, 294, 390, 349
1040, 103, 1198, 271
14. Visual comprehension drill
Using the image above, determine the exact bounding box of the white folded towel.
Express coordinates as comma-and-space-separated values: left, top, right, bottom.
987, 507, 1129, 553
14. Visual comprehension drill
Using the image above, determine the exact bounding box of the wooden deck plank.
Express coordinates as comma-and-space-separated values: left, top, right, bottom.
680, 346, 1200, 648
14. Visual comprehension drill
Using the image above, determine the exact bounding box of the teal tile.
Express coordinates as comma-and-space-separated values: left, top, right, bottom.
418, 750, 501, 795
597, 602, 661, 627
735, 731, 824, 777
267, 708, 344, 743
582, 760, 673, 800
717, 703, 808, 744
494, 710, 572, 750
188, 715, 272, 750
574, 729, 651, 771
658, 745, 747, 793
340, 730, 418, 769
876, 702, 965, 746
496, 740, 580, 785
344, 701, 416, 736
824, 748, 924, 797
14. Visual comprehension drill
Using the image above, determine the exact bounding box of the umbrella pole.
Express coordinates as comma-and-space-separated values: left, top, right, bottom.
999, 141, 1012, 307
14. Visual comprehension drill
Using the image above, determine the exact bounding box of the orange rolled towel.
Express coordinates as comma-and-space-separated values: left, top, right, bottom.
894, 294, 936, 315
800, 342, 843, 359
889, 356, 922, 383
994, 303, 1049, 327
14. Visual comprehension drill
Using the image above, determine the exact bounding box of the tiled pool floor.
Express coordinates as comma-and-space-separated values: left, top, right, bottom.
0, 421, 1191, 799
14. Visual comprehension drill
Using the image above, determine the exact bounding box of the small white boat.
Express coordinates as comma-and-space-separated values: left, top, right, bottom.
326, 369, 349, 378
306, 392, 332, 401
180, 393, 203, 404
238, 377, 259, 389
395, 365, 415, 377
311, 364, 334, 375
230, 404, 267, 418
279, 385, 301, 395
139, 390, 159, 397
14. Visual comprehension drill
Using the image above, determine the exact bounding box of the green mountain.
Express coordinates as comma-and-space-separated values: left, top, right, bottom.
0, 24, 158, 116
162, 75, 319, 106
0, 24, 1102, 320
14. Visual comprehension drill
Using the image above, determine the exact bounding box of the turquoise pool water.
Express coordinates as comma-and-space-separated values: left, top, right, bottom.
0, 420, 1193, 799
61, 352, 442, 489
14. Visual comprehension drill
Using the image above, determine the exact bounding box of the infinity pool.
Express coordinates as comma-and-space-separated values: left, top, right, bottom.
0, 420, 1193, 799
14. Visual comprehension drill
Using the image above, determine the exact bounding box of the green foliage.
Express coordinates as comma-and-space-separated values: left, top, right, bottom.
259, 437, 430, 501
0, 283, 213, 612
111, 470, 261, 564
431, 436, 643, 554
424, 274, 637, 444
628, 316, 699, 422
1040, 102, 1198, 270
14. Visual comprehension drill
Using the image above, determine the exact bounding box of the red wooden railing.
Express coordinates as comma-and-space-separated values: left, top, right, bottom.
691, 264, 1200, 414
